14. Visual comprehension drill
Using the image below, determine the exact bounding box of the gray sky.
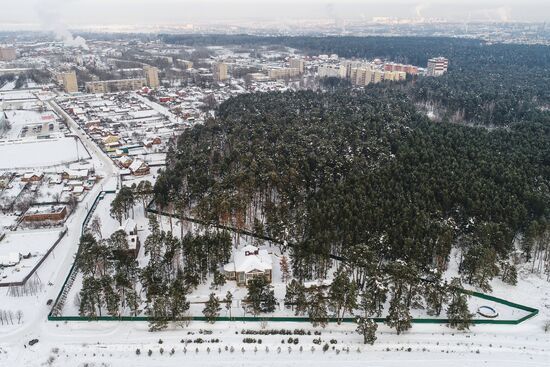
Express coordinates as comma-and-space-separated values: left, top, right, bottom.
1, 0, 550, 28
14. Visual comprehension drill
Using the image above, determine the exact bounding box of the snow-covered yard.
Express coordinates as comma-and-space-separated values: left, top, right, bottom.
0, 228, 65, 284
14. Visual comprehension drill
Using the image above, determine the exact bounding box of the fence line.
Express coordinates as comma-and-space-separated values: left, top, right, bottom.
0, 227, 67, 288
49, 189, 116, 316
48, 199, 539, 324
48, 286, 539, 324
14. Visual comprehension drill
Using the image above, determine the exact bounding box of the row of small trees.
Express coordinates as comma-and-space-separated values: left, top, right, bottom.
283, 266, 473, 342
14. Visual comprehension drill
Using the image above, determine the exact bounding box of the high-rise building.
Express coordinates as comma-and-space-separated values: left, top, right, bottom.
267, 67, 300, 80
342, 61, 364, 79
85, 78, 146, 93
384, 62, 419, 75
0, 47, 16, 61
289, 58, 306, 74
427, 57, 449, 77
317, 65, 346, 79
59, 71, 78, 93
176, 59, 193, 69
213, 62, 228, 81
143, 65, 160, 88
353, 68, 369, 86
351, 66, 377, 86
384, 71, 407, 82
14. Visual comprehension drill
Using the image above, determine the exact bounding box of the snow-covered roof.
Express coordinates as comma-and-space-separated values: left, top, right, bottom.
120, 218, 138, 250
63, 169, 88, 178
0, 252, 20, 266
224, 245, 272, 274
72, 186, 84, 193
120, 218, 136, 233
22, 171, 43, 179
129, 159, 146, 172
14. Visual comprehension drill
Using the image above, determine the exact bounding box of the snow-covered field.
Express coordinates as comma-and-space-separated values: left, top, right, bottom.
0, 310, 548, 367
0, 137, 90, 170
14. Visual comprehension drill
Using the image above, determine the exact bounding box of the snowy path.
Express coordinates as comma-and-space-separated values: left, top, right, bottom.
132, 92, 180, 124
46, 99, 118, 178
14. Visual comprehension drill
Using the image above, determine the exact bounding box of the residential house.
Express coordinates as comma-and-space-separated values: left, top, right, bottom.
120, 218, 140, 258
23, 205, 67, 222
224, 245, 273, 286
116, 155, 133, 168
62, 169, 89, 180
21, 171, 44, 182
129, 159, 150, 176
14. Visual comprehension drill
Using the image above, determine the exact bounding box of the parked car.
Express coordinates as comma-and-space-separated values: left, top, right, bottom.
46, 299, 53, 306
28, 339, 39, 346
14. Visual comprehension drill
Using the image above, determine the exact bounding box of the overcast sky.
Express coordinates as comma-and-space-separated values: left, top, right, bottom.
1, 0, 550, 28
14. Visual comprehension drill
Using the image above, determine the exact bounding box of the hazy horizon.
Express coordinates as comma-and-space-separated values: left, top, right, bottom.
1, 0, 550, 31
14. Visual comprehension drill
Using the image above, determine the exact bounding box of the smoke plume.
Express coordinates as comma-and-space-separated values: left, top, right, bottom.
36, 0, 89, 50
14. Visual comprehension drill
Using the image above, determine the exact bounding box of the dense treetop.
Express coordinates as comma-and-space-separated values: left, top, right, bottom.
164, 35, 550, 126
156, 85, 550, 281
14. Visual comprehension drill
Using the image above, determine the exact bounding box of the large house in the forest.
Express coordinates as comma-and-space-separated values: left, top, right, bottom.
121, 218, 140, 258
224, 245, 273, 286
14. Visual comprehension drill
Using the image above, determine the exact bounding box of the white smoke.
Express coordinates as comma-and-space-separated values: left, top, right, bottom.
36, 0, 89, 50
415, 2, 431, 19
496, 7, 512, 22
475, 6, 513, 22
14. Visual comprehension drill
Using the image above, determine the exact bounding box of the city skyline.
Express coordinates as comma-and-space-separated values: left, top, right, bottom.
1, 0, 550, 30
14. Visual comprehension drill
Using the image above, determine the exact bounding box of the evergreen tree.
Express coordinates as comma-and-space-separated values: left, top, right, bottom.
224, 291, 233, 318
295, 284, 309, 316
203, 293, 221, 323
110, 196, 125, 225
385, 289, 412, 335
125, 288, 140, 316
101, 275, 120, 317
461, 245, 499, 292
363, 273, 388, 317
307, 287, 328, 328
148, 294, 170, 332
447, 278, 474, 331
136, 180, 154, 208
356, 316, 378, 344
169, 270, 190, 320
211, 270, 226, 289
244, 277, 276, 316
280, 255, 291, 283
328, 270, 357, 323
500, 262, 518, 285
79, 276, 102, 317
89, 215, 102, 239
424, 274, 449, 316
284, 279, 300, 309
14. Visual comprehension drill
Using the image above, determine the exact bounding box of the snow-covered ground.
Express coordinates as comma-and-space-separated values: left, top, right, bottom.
0, 89, 548, 366
0, 307, 548, 367
0, 138, 90, 170
33, 200, 549, 366
0, 228, 64, 284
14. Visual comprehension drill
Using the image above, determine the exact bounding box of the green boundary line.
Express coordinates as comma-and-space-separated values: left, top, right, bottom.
49, 190, 116, 316
48, 193, 539, 325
